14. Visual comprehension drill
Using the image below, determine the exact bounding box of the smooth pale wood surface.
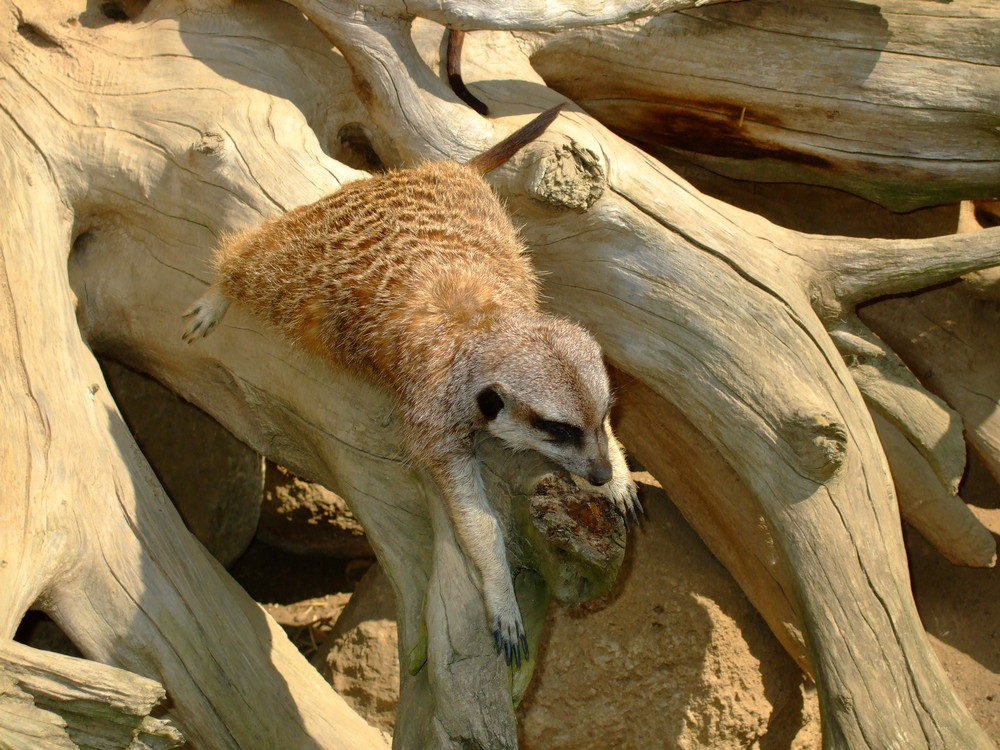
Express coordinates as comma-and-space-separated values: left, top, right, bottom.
862, 278, 1000, 490
2, 0, 998, 748
523, 0, 1000, 211
335, 16, 998, 748
300, 0, 736, 30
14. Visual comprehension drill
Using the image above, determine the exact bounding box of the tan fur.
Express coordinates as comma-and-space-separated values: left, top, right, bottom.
223, 168, 527, 368
183, 110, 639, 663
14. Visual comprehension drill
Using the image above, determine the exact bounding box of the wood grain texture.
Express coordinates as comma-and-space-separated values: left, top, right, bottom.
2, 0, 998, 748
0, 3, 391, 748
0, 641, 184, 750
525, 0, 1000, 210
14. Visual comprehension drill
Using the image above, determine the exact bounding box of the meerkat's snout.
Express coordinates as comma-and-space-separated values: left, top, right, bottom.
587, 456, 613, 487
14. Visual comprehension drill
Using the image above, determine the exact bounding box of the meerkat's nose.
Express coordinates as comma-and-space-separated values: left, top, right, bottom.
587, 458, 613, 487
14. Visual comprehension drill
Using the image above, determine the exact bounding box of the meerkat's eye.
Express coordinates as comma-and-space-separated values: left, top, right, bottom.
477, 387, 505, 420
532, 418, 583, 446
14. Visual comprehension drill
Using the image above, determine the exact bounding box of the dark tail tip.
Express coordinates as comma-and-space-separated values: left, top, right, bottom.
446, 29, 489, 116
464, 103, 567, 175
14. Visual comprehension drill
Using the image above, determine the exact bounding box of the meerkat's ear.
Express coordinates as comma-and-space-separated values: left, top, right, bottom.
477, 386, 505, 421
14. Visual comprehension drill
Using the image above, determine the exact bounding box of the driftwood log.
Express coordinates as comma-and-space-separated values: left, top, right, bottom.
1, 0, 998, 749
525, 0, 1000, 211
0, 640, 184, 750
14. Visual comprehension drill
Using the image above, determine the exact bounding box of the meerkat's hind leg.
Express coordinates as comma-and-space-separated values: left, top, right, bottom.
181, 283, 230, 342
431, 454, 528, 666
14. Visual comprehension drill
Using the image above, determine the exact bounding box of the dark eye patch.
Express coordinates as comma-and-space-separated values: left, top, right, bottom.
532, 417, 583, 446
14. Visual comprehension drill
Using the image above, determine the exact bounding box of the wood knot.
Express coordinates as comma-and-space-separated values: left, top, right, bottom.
16, 20, 66, 52
192, 132, 226, 157
525, 140, 605, 211
783, 411, 848, 483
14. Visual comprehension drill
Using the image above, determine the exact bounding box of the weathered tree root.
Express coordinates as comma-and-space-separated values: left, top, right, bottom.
0, 640, 185, 750
2, 1, 998, 748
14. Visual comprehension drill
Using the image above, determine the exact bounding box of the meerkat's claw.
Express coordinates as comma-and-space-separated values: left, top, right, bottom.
599, 473, 642, 530
493, 614, 528, 667
181, 306, 214, 342
181, 286, 230, 343
628, 483, 643, 527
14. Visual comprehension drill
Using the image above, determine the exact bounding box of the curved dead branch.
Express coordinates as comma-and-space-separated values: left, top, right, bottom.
2, 1, 998, 749
303, 0, 737, 30
522, 0, 1000, 211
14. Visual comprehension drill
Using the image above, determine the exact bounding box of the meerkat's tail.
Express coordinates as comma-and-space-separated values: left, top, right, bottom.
464, 103, 566, 175
446, 30, 489, 116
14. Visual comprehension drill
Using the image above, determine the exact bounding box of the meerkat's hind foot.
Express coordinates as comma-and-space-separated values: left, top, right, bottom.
181, 285, 230, 342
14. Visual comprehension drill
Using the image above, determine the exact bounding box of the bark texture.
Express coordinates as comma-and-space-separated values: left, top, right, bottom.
2, 0, 998, 749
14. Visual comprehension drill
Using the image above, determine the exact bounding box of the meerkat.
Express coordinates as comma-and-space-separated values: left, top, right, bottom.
182, 104, 640, 665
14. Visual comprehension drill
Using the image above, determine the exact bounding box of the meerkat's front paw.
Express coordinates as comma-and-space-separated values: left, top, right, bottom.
489, 596, 528, 667
602, 473, 643, 527
597, 427, 643, 527
181, 285, 230, 342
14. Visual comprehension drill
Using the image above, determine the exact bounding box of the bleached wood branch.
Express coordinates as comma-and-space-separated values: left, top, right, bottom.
813, 230, 1000, 312
369, 23, 996, 747
2, 5, 629, 749
0, 640, 184, 750
2, 1, 996, 749
861, 274, 1000, 508
520, 0, 1000, 210
804, 231, 1000, 568
295, 0, 738, 30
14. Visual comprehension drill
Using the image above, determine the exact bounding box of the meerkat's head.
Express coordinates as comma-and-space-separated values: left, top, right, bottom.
474, 316, 615, 487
